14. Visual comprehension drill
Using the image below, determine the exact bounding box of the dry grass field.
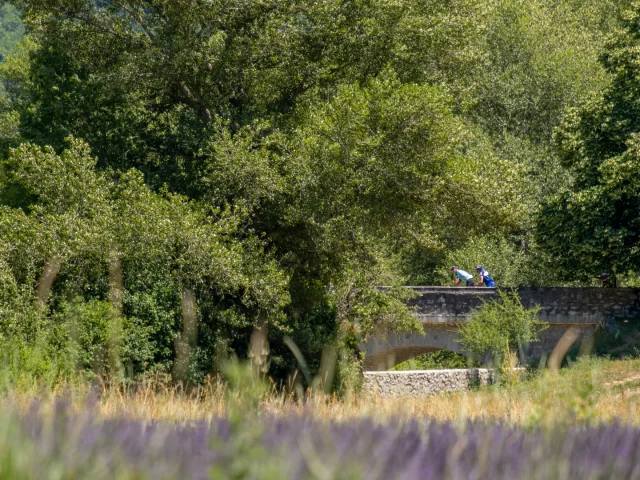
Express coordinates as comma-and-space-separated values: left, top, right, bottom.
7, 357, 640, 427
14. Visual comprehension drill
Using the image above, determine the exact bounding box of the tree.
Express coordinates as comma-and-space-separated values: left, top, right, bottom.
389, 0, 631, 286
471, 0, 626, 146
6, 0, 483, 187
0, 139, 290, 380
537, 4, 640, 279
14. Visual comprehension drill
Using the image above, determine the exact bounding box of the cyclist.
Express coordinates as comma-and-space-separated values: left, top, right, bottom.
598, 268, 617, 288
451, 266, 475, 286
475, 265, 496, 287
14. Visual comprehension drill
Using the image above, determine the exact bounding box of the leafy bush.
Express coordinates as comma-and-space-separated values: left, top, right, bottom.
458, 290, 547, 363
434, 237, 529, 287
0, 140, 291, 382
53, 298, 118, 376
431, 235, 570, 287
537, 3, 640, 279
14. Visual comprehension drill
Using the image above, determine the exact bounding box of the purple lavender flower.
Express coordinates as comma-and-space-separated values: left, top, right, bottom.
4, 401, 640, 479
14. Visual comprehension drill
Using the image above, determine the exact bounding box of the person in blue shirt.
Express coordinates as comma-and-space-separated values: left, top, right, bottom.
475, 265, 495, 287
451, 266, 475, 286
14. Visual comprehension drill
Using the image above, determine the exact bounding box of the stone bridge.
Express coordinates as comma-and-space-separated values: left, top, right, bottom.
362, 287, 640, 371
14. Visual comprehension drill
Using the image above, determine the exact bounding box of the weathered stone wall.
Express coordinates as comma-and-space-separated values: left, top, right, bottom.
363, 369, 495, 397
406, 286, 640, 324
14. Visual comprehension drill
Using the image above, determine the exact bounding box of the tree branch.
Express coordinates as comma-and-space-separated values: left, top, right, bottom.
180, 81, 213, 124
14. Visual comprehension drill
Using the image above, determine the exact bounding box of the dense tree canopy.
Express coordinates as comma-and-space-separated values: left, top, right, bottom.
0, 0, 636, 382
538, 4, 640, 279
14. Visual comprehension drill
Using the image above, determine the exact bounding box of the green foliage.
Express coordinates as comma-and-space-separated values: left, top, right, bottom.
0, 35, 31, 158
392, 350, 477, 370
5, 0, 485, 184
538, 3, 640, 278
469, 0, 631, 216
334, 348, 363, 396
0, 139, 291, 380
432, 236, 562, 287
0, 3, 23, 62
0, 0, 634, 387
1, 0, 536, 383
334, 285, 421, 339
458, 290, 547, 361
397, 0, 631, 286
53, 298, 118, 376
472, 0, 620, 145
51, 298, 156, 379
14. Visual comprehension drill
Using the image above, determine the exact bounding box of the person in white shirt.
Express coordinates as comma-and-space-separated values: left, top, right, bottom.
451, 266, 475, 286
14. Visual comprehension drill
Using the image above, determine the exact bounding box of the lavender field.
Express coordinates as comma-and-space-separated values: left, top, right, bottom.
0, 398, 638, 480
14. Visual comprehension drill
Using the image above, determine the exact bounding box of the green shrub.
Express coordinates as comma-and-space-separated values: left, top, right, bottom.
458, 290, 547, 364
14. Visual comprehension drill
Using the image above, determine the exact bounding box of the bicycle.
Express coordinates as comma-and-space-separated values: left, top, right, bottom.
621, 298, 640, 319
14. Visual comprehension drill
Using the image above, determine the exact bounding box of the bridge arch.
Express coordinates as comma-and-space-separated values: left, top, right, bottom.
361, 325, 465, 371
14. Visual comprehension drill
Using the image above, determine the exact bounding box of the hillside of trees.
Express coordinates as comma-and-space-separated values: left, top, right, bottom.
0, 0, 638, 385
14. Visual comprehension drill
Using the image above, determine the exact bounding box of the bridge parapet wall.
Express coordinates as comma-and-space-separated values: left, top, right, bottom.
406, 287, 640, 324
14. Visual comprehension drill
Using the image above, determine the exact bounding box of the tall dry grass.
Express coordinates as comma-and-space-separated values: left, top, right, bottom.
4, 357, 640, 427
